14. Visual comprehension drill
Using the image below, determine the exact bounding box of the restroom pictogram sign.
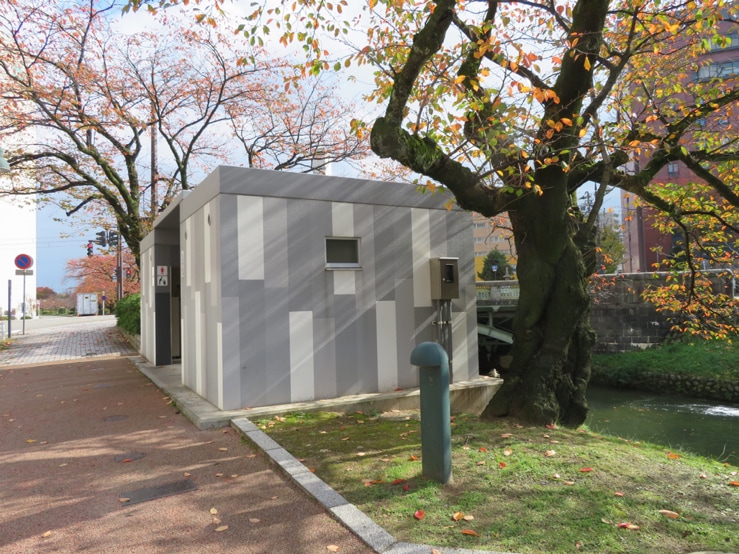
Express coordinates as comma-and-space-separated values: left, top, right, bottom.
157, 265, 168, 287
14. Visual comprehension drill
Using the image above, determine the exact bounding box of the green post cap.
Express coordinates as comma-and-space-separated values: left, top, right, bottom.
410, 342, 449, 367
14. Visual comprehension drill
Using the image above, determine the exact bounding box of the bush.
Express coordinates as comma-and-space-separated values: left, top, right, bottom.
115, 293, 140, 335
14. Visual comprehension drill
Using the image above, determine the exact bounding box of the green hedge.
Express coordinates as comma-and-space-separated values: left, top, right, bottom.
115, 293, 140, 335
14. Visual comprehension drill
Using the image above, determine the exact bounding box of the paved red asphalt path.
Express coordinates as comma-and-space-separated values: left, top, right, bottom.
0, 343, 373, 552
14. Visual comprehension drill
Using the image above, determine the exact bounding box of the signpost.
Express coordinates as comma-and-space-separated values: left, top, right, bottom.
14, 254, 33, 335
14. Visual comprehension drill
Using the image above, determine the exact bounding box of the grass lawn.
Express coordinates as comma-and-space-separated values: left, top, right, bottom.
593, 339, 739, 381
257, 411, 739, 554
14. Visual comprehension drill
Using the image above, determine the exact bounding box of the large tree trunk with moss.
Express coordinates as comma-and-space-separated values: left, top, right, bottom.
482, 172, 596, 426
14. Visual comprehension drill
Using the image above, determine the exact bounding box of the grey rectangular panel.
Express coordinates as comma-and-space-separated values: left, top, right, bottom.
313, 318, 337, 399
333, 294, 358, 396
394, 279, 417, 389
263, 286, 291, 405
239, 279, 267, 408
263, 197, 289, 289
219, 196, 241, 298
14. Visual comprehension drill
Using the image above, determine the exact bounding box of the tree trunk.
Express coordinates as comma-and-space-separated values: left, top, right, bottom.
481, 174, 596, 427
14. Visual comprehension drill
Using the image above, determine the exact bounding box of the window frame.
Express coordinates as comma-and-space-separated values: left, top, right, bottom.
325, 236, 361, 270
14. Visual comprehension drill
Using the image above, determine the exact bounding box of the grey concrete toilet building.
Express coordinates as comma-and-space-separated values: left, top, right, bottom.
140, 167, 478, 411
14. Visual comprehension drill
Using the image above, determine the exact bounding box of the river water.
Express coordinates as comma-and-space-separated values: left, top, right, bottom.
586, 385, 739, 466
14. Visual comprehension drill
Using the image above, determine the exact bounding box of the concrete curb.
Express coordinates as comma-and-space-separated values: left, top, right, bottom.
130, 356, 515, 554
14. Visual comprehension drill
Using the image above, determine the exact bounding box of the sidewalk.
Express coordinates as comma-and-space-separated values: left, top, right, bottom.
0, 319, 374, 554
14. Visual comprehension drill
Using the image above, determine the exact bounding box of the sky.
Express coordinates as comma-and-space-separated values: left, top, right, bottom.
35, 203, 96, 292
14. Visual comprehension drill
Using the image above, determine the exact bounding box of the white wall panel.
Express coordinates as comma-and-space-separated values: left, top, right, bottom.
238, 196, 264, 280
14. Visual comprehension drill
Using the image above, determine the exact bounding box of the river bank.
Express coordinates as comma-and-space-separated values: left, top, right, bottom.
591, 338, 739, 402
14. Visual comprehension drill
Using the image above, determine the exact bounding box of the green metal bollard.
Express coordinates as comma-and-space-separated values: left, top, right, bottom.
410, 342, 452, 485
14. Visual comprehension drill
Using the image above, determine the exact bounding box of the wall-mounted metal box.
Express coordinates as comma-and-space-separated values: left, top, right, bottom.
430, 257, 460, 300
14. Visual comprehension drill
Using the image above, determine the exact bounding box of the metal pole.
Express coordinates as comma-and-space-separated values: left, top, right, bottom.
7, 279, 11, 338
22, 273, 26, 335
117, 229, 123, 301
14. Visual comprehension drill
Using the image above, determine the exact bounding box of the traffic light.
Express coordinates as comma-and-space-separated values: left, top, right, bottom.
95, 230, 107, 247
108, 232, 119, 248
86, 242, 93, 257
125, 267, 132, 279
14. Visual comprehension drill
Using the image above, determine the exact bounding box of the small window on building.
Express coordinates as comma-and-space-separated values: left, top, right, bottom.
325, 237, 360, 269
667, 162, 679, 177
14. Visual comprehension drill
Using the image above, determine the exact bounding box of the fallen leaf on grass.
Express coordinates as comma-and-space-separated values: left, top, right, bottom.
414, 510, 425, 520
463, 515, 474, 521
729, 481, 739, 487
545, 450, 556, 457
667, 452, 680, 459
503, 448, 512, 457
699, 473, 707, 479
452, 512, 465, 521
499, 462, 507, 469
614, 492, 624, 497
327, 546, 340, 552
563, 480, 575, 485
500, 433, 513, 438
659, 510, 679, 519
479, 447, 487, 452
579, 467, 593, 472
392, 479, 406, 485
617, 523, 639, 530
403, 484, 410, 491
476, 461, 485, 466
214, 525, 229, 532
409, 455, 420, 461
461, 529, 479, 536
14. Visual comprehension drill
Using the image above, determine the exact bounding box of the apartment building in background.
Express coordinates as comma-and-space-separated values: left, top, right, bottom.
622, 14, 739, 272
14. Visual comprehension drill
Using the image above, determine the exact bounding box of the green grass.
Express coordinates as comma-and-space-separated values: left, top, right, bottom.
593, 337, 739, 381
257, 411, 739, 554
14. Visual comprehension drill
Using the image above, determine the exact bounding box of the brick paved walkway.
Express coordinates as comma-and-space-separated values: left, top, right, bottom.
0, 316, 136, 367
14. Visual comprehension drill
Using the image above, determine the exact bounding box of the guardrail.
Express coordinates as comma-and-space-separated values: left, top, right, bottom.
476, 280, 520, 304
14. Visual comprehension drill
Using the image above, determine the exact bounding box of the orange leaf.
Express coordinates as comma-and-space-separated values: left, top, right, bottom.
461, 529, 479, 536
452, 511, 464, 521
498, 462, 506, 469
500, 433, 513, 438
729, 481, 739, 487
409, 455, 420, 461
579, 467, 593, 472
392, 479, 406, 486
121, 458, 133, 463
327, 545, 340, 552
659, 510, 679, 519
414, 510, 425, 520
479, 447, 487, 453
617, 523, 639, 530
667, 452, 680, 459
614, 492, 624, 497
